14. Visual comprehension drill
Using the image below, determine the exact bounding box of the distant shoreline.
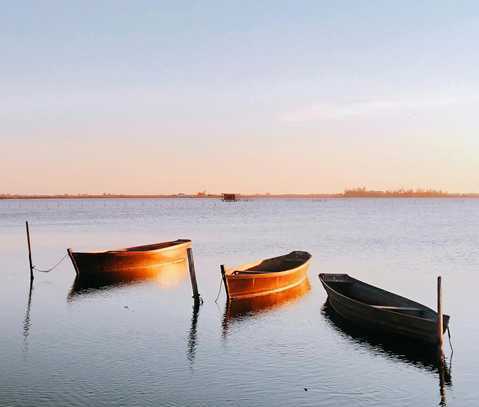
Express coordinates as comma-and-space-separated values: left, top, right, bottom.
2, 193, 479, 200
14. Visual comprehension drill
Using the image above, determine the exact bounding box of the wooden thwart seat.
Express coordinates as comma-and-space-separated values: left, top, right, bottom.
372, 305, 423, 311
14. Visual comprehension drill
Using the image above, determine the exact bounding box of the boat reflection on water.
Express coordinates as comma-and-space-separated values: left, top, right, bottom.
222, 278, 311, 338
322, 301, 452, 405
67, 260, 189, 301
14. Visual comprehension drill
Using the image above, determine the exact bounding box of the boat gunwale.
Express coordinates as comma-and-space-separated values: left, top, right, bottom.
318, 273, 450, 325
225, 253, 311, 279
70, 239, 192, 256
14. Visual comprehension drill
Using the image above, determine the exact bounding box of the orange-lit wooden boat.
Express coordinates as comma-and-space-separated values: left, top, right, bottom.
222, 251, 311, 300
67, 239, 191, 279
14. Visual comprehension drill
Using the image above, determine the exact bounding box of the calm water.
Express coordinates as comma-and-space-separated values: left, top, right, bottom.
1, 198, 478, 406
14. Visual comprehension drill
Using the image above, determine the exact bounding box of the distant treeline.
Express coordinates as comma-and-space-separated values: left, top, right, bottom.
343, 187, 479, 198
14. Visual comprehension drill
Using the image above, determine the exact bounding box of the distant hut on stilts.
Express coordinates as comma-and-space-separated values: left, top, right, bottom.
222, 193, 238, 202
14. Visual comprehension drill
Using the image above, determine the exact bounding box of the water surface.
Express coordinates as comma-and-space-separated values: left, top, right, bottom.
1, 198, 478, 406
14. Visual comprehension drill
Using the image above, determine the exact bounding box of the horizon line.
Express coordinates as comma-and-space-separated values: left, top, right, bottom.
2, 190, 479, 199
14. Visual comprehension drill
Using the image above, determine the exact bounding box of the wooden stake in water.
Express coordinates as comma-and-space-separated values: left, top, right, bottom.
437, 276, 444, 352
187, 247, 201, 304
220, 264, 229, 301
25, 221, 34, 282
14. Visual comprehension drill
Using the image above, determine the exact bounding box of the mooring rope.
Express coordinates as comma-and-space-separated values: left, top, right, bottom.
214, 275, 224, 303
447, 326, 454, 355
33, 253, 68, 273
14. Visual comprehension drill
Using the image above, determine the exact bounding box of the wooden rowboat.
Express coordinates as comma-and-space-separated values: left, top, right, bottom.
67, 239, 191, 279
319, 273, 450, 344
222, 251, 311, 300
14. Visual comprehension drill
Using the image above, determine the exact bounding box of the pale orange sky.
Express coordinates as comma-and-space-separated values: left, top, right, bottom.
2, 124, 478, 194
2, 2, 479, 194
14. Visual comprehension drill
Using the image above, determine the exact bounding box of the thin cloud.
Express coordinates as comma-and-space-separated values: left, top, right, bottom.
281, 96, 478, 122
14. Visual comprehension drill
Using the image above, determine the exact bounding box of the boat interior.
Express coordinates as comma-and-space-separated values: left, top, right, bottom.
322, 274, 436, 319
120, 240, 190, 252
237, 251, 311, 274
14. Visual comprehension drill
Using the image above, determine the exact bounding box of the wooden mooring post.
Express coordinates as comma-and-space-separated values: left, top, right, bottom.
437, 276, 444, 353
220, 264, 229, 301
187, 247, 201, 304
436, 275, 451, 405
25, 221, 34, 282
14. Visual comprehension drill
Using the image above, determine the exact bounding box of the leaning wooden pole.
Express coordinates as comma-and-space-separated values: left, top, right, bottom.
437, 276, 444, 353
25, 221, 34, 282
187, 247, 201, 304
220, 264, 229, 301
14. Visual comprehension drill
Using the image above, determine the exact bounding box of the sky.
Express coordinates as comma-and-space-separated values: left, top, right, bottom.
2, 1, 479, 194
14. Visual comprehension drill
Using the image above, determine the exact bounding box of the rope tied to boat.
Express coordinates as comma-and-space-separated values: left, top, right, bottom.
214, 275, 224, 303
447, 326, 453, 355
33, 253, 68, 273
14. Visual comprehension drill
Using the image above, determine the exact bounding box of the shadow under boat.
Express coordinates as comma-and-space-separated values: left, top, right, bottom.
222, 278, 311, 337
67, 260, 189, 301
321, 301, 452, 384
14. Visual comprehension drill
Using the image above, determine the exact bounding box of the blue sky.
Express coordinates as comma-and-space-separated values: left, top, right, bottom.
2, 1, 478, 193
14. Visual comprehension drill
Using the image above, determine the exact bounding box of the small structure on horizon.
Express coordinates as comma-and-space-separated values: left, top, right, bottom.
222, 193, 238, 202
